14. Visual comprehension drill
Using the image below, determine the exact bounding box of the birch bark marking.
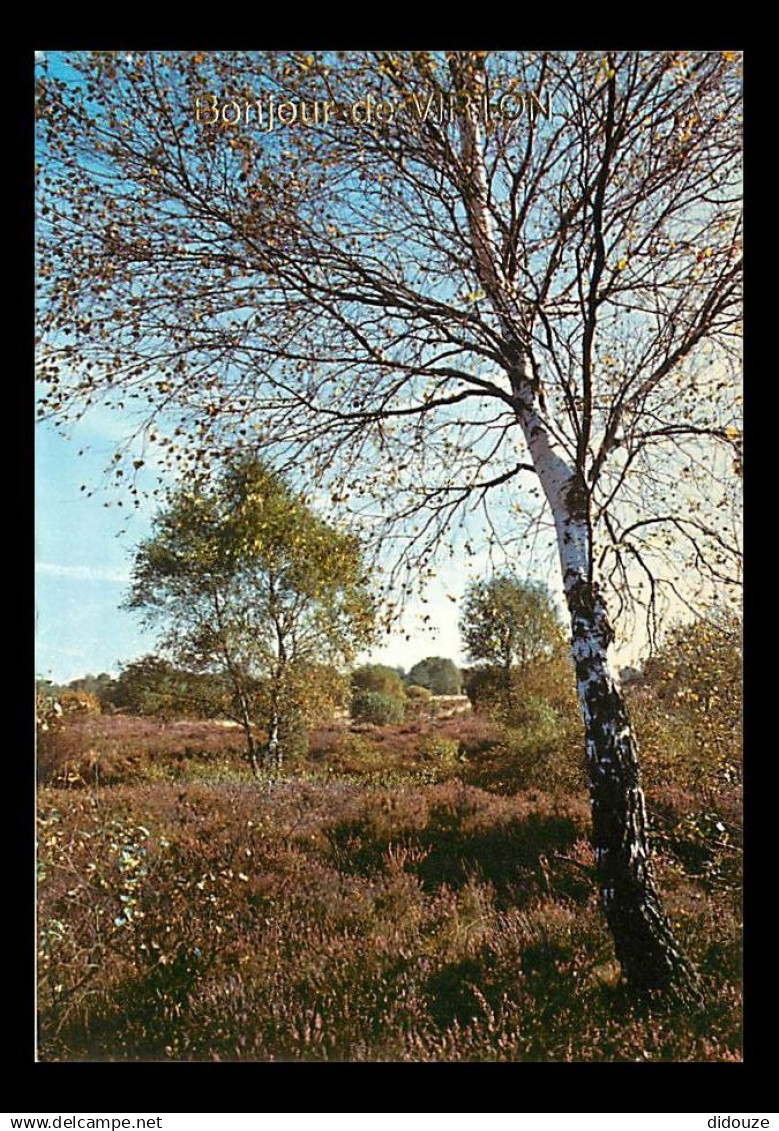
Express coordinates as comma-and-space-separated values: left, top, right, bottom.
266, 571, 287, 772
212, 586, 261, 777
514, 366, 700, 1000
266, 705, 281, 772
456, 56, 701, 1001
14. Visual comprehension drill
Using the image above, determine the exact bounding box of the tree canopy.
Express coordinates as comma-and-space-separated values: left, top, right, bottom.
126, 457, 375, 767
351, 663, 406, 699
406, 656, 462, 695
36, 49, 742, 641
110, 655, 231, 719
641, 609, 742, 785
461, 574, 565, 674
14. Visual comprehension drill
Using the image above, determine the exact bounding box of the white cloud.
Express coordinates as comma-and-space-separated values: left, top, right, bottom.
36, 562, 130, 584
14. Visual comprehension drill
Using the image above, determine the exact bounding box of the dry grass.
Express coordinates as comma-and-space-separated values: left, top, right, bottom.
37, 712, 742, 1062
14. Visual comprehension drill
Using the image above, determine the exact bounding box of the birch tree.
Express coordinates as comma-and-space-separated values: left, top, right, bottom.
461, 574, 564, 711
126, 458, 374, 772
36, 49, 742, 1000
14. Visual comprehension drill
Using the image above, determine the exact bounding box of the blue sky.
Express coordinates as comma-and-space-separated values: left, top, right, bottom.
31, 49, 516, 683
35, 49, 725, 683
36, 389, 570, 683
35, 409, 155, 682
35, 403, 491, 683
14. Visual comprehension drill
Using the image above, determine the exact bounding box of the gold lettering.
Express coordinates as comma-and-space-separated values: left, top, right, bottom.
351, 96, 372, 124
221, 100, 242, 126
277, 101, 298, 126
527, 91, 551, 119
410, 93, 436, 122
243, 100, 263, 126
499, 92, 525, 119
299, 100, 319, 126
195, 94, 219, 126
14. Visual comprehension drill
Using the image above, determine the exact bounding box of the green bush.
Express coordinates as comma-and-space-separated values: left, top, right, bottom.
325, 733, 387, 774
490, 718, 584, 794
632, 612, 742, 791
416, 736, 461, 770
405, 684, 434, 720
513, 696, 563, 739
351, 663, 406, 698
351, 690, 406, 725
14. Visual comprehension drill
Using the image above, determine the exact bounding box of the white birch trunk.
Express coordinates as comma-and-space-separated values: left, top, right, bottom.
457, 68, 701, 999
516, 376, 700, 998
266, 707, 281, 772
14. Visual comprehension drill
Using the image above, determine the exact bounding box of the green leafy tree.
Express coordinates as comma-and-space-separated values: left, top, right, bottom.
126, 459, 375, 771
111, 656, 232, 719
461, 576, 565, 711
112, 656, 184, 718
406, 656, 462, 695
350, 663, 407, 724
351, 663, 406, 699
67, 672, 119, 710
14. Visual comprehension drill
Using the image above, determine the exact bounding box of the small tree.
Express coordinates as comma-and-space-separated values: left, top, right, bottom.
112, 655, 184, 718
461, 575, 565, 711
407, 657, 462, 696
67, 672, 119, 712
126, 458, 375, 771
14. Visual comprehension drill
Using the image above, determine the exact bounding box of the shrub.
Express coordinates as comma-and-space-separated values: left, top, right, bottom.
351, 664, 406, 699
58, 689, 102, 716
322, 733, 387, 775
463, 665, 504, 713
405, 684, 434, 721
416, 735, 461, 770
465, 653, 578, 724
351, 690, 406, 726
487, 719, 584, 794
406, 684, 433, 701
632, 612, 742, 791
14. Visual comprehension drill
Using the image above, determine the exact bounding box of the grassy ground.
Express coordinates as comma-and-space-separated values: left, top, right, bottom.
37, 713, 742, 1062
